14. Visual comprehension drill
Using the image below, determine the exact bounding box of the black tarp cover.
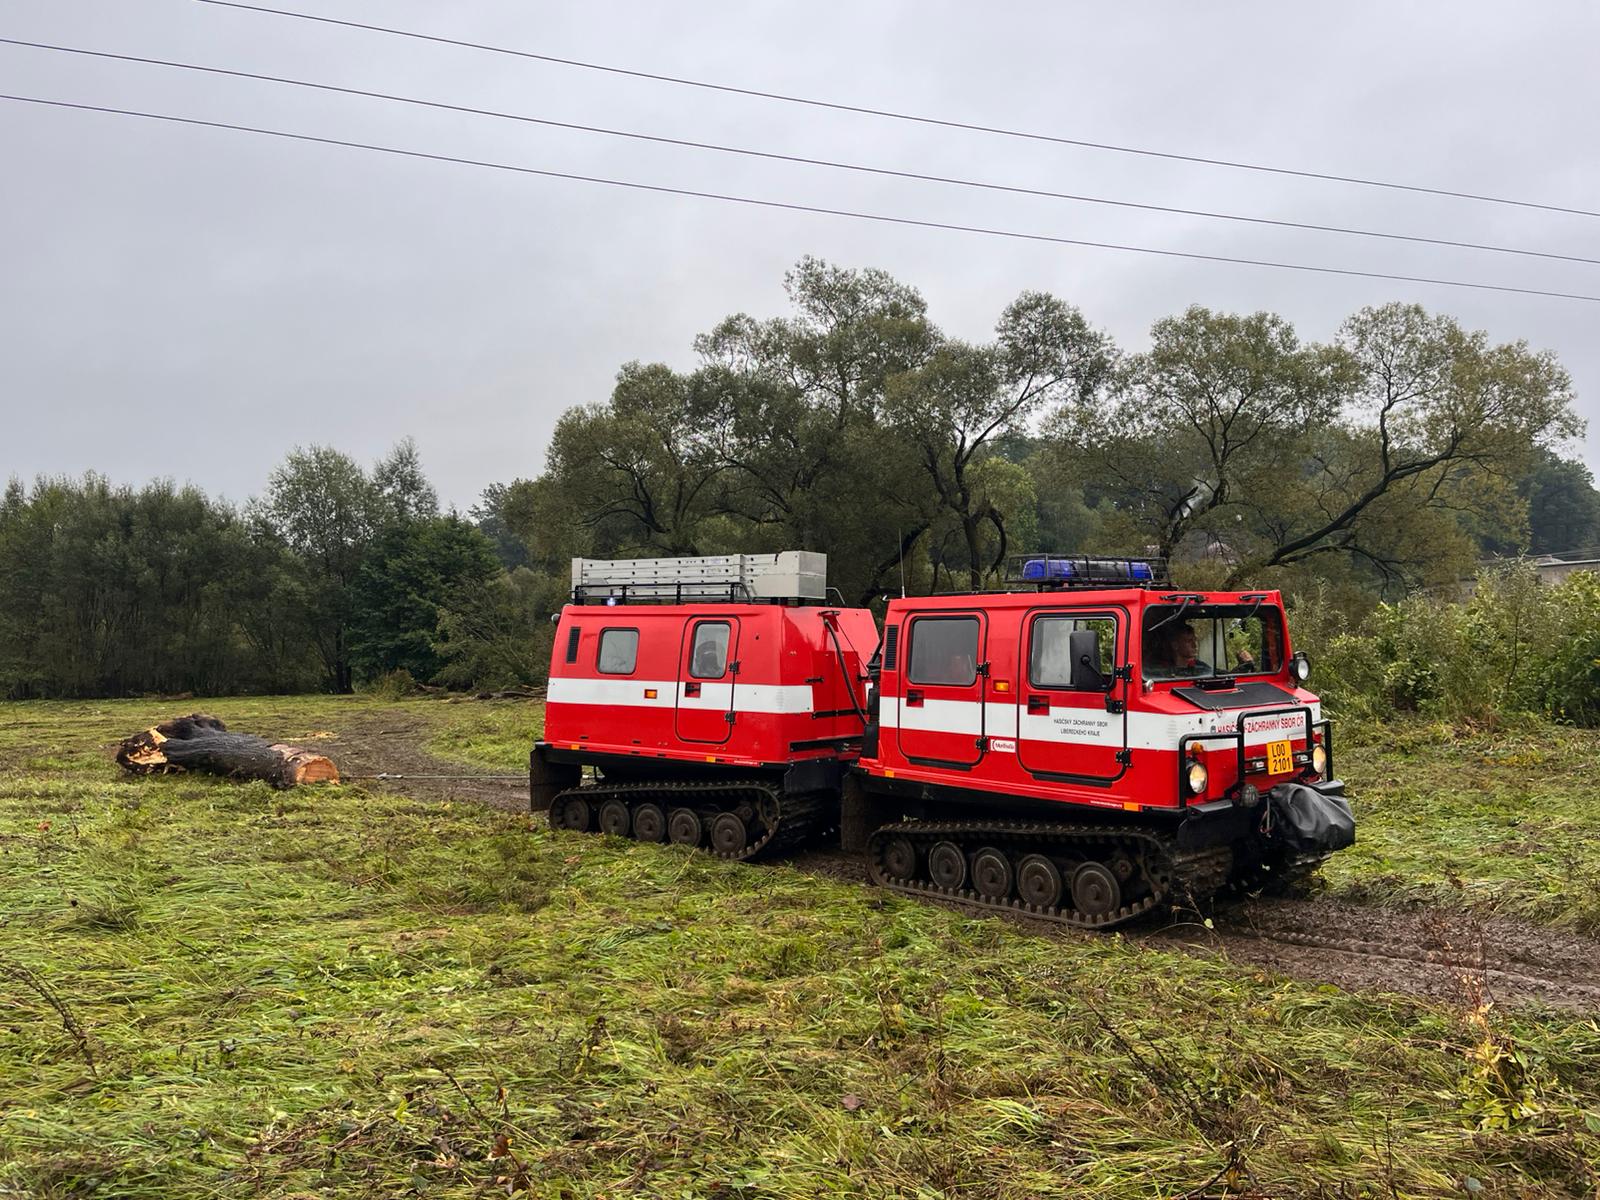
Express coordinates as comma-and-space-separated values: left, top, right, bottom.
1271, 782, 1356, 853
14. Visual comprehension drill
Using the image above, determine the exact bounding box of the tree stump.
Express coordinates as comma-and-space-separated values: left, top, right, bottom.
116, 713, 339, 788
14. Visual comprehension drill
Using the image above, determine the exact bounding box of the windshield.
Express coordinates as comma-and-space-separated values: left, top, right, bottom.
1141, 604, 1284, 682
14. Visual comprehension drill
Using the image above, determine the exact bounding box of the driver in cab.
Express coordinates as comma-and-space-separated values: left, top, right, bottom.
1145, 621, 1211, 678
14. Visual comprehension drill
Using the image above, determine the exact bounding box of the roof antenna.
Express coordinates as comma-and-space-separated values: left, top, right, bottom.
898, 529, 907, 598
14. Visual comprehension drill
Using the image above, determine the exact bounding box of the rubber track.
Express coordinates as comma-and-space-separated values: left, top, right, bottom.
1227, 853, 1331, 897
866, 819, 1233, 931
549, 779, 832, 861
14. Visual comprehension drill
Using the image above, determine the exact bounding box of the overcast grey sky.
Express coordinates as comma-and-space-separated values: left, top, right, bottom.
3, 1, 1598, 514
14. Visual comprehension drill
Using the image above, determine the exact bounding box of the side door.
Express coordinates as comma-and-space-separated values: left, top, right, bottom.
1017, 609, 1128, 782
675, 618, 740, 744
895, 612, 987, 768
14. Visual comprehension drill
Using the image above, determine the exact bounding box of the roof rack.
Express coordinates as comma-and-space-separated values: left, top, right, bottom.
1003, 553, 1170, 590
570, 552, 828, 605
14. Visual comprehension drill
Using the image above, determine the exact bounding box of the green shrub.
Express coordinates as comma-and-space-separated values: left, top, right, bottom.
363, 668, 420, 700
1531, 571, 1600, 725
1291, 564, 1600, 727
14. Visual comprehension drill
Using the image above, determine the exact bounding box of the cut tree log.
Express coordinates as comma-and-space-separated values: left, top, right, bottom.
116, 713, 339, 788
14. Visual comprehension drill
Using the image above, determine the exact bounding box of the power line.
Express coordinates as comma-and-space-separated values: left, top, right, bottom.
192, 0, 1600, 222
6, 35, 1595, 270
6, 92, 1599, 304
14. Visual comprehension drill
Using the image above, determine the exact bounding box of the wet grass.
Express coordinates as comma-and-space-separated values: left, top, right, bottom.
1327, 720, 1600, 934
420, 697, 542, 772
0, 697, 1597, 1198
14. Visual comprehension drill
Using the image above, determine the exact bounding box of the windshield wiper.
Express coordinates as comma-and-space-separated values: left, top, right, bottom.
1147, 594, 1202, 637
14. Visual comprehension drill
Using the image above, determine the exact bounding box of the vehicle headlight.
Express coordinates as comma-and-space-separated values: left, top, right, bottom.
1186, 760, 1209, 796
1292, 653, 1311, 683
1312, 743, 1327, 776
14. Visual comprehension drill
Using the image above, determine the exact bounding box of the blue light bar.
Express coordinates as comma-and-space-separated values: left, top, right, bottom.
1022, 557, 1154, 583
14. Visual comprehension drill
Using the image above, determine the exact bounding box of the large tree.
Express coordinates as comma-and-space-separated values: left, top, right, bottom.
538, 258, 941, 604
1518, 448, 1600, 557
695, 257, 940, 602
371, 436, 440, 525
1234, 304, 1580, 584
1053, 302, 1580, 588
1058, 306, 1350, 563
348, 516, 502, 683
255, 441, 438, 691
540, 362, 730, 558
0, 475, 301, 697
885, 293, 1114, 588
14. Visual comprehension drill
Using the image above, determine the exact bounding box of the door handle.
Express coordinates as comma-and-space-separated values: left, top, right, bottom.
905, 689, 924, 707
1027, 694, 1049, 715
684, 681, 701, 697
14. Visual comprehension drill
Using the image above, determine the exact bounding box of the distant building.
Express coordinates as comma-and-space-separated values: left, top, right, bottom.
1458, 554, 1600, 597
1525, 555, 1600, 586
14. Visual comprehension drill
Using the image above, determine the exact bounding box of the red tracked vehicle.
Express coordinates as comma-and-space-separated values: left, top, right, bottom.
849, 555, 1353, 928
530, 552, 1354, 928
531, 553, 878, 859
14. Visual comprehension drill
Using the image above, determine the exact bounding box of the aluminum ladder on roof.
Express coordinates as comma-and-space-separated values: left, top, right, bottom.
570, 551, 827, 603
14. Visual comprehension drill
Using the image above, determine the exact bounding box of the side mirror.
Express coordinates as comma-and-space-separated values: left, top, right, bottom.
1068, 630, 1109, 691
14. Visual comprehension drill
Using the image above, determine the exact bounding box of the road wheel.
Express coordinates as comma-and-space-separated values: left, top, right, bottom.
632, 802, 666, 843
710, 812, 749, 857
1016, 854, 1064, 909
1072, 861, 1122, 919
971, 846, 1014, 900
668, 807, 703, 847
554, 795, 591, 832
598, 798, 631, 837
928, 840, 967, 891
881, 835, 918, 881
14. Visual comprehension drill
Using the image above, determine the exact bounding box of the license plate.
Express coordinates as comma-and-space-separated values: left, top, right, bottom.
1266, 739, 1294, 775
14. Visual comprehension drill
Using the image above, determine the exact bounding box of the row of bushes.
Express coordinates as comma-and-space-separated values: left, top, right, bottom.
1293, 565, 1600, 727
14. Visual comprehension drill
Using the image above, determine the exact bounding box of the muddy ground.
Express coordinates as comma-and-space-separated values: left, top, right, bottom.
327, 715, 1600, 1013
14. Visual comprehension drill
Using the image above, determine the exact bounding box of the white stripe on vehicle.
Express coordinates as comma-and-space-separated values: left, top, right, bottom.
547, 676, 818, 715
881, 696, 1320, 752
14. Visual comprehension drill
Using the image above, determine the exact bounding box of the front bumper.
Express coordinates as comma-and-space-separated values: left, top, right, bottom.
1176, 779, 1353, 853
1174, 704, 1334, 801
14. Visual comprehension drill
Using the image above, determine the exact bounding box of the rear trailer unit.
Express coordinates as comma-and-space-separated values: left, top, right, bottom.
532, 553, 877, 859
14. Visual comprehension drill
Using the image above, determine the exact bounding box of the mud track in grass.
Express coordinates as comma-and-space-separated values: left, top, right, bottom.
1142, 893, 1600, 1012
322, 711, 530, 809
788, 847, 1600, 1013
330, 715, 1600, 1014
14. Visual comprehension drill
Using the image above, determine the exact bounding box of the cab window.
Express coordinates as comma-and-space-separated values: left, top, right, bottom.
1030, 615, 1117, 691
1141, 605, 1284, 681
907, 617, 980, 686
689, 622, 731, 678
596, 628, 639, 675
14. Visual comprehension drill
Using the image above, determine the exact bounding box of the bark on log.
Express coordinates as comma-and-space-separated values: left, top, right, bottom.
116, 713, 339, 787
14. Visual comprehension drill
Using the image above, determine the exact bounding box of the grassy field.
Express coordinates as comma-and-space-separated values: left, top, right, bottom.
1322, 721, 1600, 934
2, 697, 1598, 1198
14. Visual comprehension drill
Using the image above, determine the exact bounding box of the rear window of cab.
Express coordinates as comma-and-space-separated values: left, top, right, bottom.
597, 628, 640, 674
